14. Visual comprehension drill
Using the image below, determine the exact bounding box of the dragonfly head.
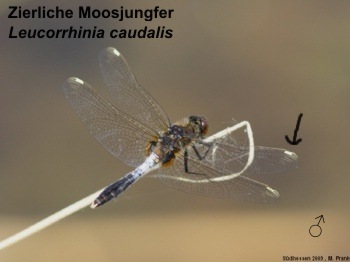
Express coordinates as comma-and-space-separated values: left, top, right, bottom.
188, 116, 208, 137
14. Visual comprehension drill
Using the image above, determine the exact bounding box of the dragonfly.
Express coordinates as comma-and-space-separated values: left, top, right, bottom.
63, 47, 298, 209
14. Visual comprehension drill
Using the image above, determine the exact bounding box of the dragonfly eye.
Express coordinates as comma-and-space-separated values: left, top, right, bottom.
188, 116, 208, 136
200, 117, 208, 135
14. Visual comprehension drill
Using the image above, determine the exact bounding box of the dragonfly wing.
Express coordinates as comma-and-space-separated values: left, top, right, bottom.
99, 47, 170, 132
156, 150, 280, 203
200, 136, 298, 176
63, 77, 157, 167
245, 146, 298, 175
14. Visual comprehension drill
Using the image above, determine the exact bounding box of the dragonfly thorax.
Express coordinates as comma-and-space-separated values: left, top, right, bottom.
148, 115, 209, 165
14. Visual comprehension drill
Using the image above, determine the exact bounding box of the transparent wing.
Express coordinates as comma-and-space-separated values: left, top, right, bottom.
198, 136, 299, 176
99, 47, 170, 132
158, 151, 280, 203
63, 77, 157, 167
156, 136, 298, 203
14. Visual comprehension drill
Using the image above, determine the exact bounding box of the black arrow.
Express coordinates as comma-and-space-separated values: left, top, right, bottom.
285, 113, 303, 145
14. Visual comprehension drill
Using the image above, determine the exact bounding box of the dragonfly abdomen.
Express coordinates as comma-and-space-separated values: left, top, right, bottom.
91, 153, 159, 208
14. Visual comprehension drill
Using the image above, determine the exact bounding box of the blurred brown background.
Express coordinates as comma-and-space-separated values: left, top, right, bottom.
1, 0, 349, 261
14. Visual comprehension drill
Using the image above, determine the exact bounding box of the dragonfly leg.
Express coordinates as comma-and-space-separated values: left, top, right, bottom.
191, 141, 212, 160
184, 150, 189, 172
183, 149, 209, 177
